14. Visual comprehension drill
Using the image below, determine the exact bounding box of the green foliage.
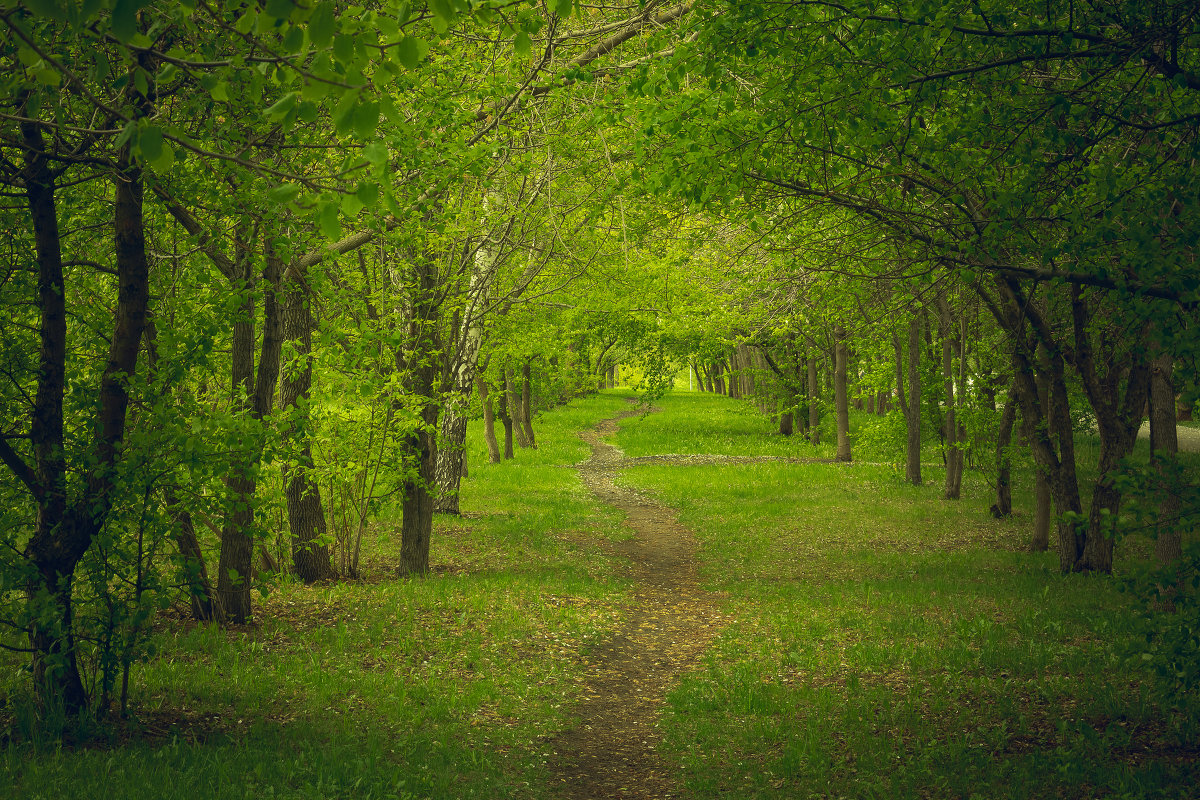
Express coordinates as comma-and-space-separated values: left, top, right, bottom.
1122, 544, 1200, 716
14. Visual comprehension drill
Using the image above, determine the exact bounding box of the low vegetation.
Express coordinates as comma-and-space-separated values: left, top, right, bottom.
5, 390, 1196, 799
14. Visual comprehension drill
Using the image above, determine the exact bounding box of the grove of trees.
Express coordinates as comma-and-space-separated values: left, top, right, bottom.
1, 0, 1196, 724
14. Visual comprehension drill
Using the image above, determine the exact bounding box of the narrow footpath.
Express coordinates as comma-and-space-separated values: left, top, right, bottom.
545, 407, 727, 799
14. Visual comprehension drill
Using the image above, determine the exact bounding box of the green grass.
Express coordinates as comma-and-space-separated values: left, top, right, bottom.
1, 391, 635, 800
616, 391, 838, 459
4, 388, 1196, 799
612, 391, 1199, 800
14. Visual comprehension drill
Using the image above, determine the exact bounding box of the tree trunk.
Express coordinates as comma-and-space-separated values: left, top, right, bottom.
280, 278, 335, 583
19, 130, 152, 713
1069, 287, 1150, 573
834, 326, 851, 462
18, 113, 83, 713
779, 411, 793, 436
434, 410, 469, 514
215, 238, 283, 622
507, 367, 532, 448
497, 385, 515, 459
992, 387, 1016, 518
478, 375, 502, 464
940, 305, 962, 500
166, 490, 215, 620
895, 317, 922, 485
988, 279, 1085, 572
520, 359, 537, 448
1149, 350, 1182, 563
807, 355, 820, 445
397, 254, 441, 577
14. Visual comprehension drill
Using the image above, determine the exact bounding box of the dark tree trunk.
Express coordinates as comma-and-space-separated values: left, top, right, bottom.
19, 130, 152, 713
399, 386, 438, 576
1069, 287, 1150, 573
280, 277, 335, 583
940, 305, 962, 500
165, 489, 215, 620
779, 411, 793, 436
396, 254, 442, 577
478, 376, 502, 464
497, 386, 515, 459
507, 367, 532, 449
991, 386, 1016, 518
834, 326, 851, 462
807, 356, 820, 445
18, 112, 82, 713
520, 359, 537, 448
895, 317, 922, 485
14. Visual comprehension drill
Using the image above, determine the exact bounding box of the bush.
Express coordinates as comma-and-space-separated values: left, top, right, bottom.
1121, 543, 1200, 713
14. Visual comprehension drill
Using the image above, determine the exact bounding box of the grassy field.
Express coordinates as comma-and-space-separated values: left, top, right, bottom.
3, 389, 1196, 799
615, 392, 1200, 799
2, 391, 635, 800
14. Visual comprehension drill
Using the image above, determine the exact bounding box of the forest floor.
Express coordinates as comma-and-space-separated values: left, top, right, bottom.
545, 405, 724, 799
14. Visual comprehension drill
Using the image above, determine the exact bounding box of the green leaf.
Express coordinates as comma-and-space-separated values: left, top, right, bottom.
318, 202, 342, 240
264, 92, 297, 122
234, 7, 256, 34
353, 101, 379, 138
363, 141, 388, 166
380, 93, 400, 123
133, 67, 149, 97
333, 33, 355, 65
341, 193, 364, 217
111, 0, 140, 42
137, 125, 163, 163
355, 181, 379, 208
24, 0, 67, 22
395, 35, 423, 69
513, 31, 531, 57
149, 142, 175, 173
264, 0, 294, 22
301, 78, 330, 101
269, 183, 303, 204
34, 66, 62, 87
297, 100, 319, 122
332, 90, 360, 135
282, 24, 304, 53
553, 0, 572, 17
309, 1, 336, 48
428, 0, 452, 25
114, 120, 136, 149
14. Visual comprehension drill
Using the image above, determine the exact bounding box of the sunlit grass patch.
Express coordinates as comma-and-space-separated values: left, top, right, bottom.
615, 391, 837, 459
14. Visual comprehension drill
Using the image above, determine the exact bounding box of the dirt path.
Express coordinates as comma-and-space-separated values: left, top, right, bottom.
1138, 421, 1200, 453
545, 408, 727, 799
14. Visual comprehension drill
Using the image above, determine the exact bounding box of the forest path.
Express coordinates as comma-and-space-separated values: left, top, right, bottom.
1137, 421, 1200, 453
544, 405, 727, 799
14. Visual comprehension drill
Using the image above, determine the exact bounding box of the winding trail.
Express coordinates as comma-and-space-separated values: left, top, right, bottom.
545, 407, 727, 799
